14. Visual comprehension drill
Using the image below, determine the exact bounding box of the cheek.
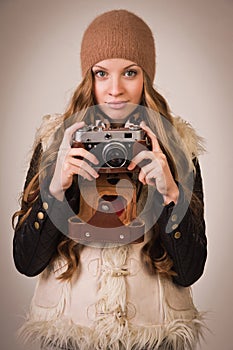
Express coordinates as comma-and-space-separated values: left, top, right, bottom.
93, 82, 104, 104
131, 81, 144, 103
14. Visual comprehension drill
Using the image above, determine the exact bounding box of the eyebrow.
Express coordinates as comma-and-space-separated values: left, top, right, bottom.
92, 63, 140, 70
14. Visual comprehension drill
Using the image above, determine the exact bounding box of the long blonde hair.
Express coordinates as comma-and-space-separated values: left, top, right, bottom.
13, 69, 201, 280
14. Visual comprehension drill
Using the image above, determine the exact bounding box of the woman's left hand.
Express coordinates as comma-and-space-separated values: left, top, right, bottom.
127, 121, 179, 205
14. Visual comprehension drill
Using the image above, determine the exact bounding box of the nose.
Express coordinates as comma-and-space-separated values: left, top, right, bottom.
108, 76, 124, 97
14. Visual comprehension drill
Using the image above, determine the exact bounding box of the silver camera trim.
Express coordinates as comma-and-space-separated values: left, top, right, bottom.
102, 142, 128, 168
73, 124, 144, 143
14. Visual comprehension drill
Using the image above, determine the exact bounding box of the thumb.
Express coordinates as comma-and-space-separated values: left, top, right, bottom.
60, 121, 85, 148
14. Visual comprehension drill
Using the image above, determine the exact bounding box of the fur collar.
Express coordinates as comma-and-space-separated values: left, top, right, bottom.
172, 116, 205, 158
36, 113, 205, 158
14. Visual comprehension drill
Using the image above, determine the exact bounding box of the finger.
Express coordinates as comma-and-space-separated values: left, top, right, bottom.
68, 157, 99, 179
63, 162, 97, 181
138, 162, 161, 184
140, 121, 162, 153
127, 150, 153, 170
69, 147, 99, 165
60, 121, 86, 149
140, 160, 161, 176
145, 169, 166, 188
145, 175, 157, 187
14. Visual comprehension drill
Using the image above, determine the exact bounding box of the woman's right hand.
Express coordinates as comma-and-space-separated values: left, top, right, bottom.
49, 121, 99, 201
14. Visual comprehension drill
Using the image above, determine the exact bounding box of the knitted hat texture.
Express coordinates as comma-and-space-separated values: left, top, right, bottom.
80, 10, 156, 82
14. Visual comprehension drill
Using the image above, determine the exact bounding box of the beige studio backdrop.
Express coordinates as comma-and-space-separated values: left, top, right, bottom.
1, 0, 233, 349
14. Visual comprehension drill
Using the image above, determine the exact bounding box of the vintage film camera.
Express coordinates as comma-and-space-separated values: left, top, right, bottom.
69, 123, 150, 244
72, 123, 151, 173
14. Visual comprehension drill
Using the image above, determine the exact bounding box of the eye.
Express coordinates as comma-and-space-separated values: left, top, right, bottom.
93, 70, 108, 78
124, 70, 137, 78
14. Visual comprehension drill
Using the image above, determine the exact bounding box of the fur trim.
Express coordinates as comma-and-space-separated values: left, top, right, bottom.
172, 116, 206, 158
17, 316, 206, 350
34, 113, 205, 158
34, 113, 64, 151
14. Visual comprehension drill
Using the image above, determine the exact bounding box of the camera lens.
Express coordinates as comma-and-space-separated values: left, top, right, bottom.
102, 142, 128, 168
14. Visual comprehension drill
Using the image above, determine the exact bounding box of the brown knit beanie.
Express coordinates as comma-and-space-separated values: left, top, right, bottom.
80, 10, 156, 82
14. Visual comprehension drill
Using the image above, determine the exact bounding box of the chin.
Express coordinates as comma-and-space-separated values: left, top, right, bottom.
99, 103, 138, 120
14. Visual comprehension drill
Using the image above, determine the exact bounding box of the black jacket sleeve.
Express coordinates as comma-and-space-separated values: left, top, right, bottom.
157, 159, 207, 287
13, 143, 80, 277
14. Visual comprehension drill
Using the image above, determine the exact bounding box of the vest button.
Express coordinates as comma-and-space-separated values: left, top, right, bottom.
174, 231, 181, 239
42, 202, 49, 210
37, 212, 44, 220
171, 214, 178, 222
172, 223, 178, 230
34, 221, 40, 230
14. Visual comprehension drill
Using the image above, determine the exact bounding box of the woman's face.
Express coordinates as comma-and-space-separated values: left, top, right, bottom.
92, 58, 144, 120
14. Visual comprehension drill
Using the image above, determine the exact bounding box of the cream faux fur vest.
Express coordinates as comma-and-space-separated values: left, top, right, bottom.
18, 113, 205, 350
19, 243, 204, 350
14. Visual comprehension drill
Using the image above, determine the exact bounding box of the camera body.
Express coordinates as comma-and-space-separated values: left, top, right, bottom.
73, 124, 150, 173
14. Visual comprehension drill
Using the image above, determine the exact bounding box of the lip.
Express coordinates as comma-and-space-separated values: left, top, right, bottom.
106, 101, 129, 109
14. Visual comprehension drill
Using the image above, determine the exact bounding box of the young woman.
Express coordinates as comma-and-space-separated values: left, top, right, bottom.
13, 10, 207, 350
